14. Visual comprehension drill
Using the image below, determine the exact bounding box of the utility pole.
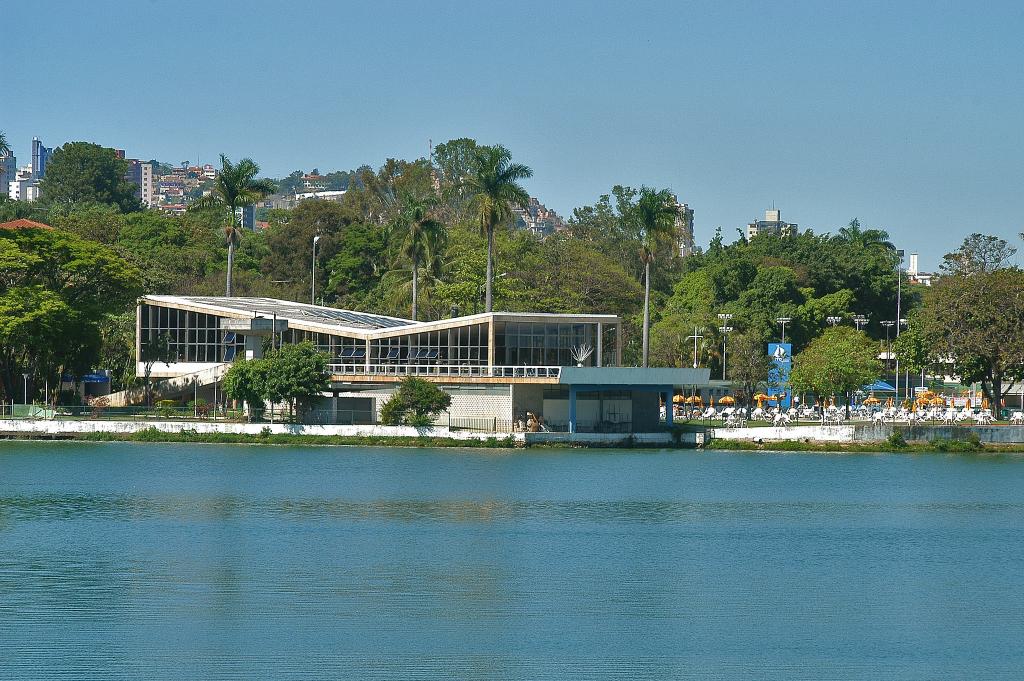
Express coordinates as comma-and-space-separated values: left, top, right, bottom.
685, 327, 704, 369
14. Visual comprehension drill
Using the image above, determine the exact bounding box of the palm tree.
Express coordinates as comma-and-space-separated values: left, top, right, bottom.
630, 187, 679, 367
0, 131, 11, 157
837, 218, 894, 250
462, 145, 532, 312
191, 155, 276, 296
391, 193, 446, 320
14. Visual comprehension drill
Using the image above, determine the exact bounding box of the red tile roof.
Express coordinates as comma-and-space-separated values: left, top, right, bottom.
0, 219, 53, 230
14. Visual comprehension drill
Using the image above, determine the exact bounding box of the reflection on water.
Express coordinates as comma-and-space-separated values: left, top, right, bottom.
1, 443, 1023, 680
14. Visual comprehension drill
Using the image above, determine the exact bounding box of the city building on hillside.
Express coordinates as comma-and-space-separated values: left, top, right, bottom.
907, 252, 933, 286
0, 153, 16, 197
675, 200, 695, 257
126, 160, 156, 207
746, 208, 798, 240
262, 190, 347, 210
512, 197, 566, 237
124, 296, 711, 433
302, 173, 327, 191
8, 165, 39, 201
31, 137, 52, 179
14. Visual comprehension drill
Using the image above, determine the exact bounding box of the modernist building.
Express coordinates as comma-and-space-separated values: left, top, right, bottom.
31, 137, 52, 179
133, 296, 709, 432
746, 208, 798, 240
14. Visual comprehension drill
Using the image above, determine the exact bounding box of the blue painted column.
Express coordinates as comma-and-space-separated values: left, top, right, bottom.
568, 385, 577, 434
664, 388, 673, 426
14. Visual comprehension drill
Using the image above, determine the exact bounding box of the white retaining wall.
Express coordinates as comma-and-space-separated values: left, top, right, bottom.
0, 419, 525, 443
711, 425, 857, 443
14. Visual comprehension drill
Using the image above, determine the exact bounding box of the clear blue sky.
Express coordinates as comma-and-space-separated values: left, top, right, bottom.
7, 0, 1024, 268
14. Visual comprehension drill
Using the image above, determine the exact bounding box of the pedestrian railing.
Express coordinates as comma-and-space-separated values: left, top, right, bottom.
327, 364, 561, 379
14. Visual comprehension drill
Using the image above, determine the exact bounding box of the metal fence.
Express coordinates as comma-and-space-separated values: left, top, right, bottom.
328, 364, 562, 379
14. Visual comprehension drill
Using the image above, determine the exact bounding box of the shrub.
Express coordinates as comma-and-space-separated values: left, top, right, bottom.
887, 430, 908, 449
380, 377, 451, 426
155, 399, 178, 417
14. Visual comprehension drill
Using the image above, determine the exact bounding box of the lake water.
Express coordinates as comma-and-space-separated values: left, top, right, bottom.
1, 442, 1023, 679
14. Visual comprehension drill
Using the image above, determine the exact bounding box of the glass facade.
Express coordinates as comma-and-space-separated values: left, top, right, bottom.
495, 322, 599, 367
140, 304, 244, 363
141, 302, 617, 371
371, 324, 488, 366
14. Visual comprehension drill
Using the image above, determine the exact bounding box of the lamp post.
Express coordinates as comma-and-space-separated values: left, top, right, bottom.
881, 320, 895, 374
776, 317, 791, 343
826, 316, 843, 327
685, 327, 704, 369
22, 373, 29, 407
853, 314, 869, 332
717, 314, 733, 381
311, 235, 322, 305
895, 249, 904, 400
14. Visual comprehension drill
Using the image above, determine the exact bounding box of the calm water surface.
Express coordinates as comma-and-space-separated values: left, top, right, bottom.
1, 442, 1023, 680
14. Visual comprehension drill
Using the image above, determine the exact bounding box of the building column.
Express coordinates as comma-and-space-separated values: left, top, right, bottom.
365, 339, 371, 372
615, 324, 623, 366
487, 319, 496, 376
568, 385, 577, 434
664, 388, 673, 426
596, 322, 603, 367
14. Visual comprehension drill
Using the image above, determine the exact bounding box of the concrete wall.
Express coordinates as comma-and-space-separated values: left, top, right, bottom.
0, 418, 523, 443
712, 425, 857, 443
632, 391, 662, 431
526, 431, 684, 447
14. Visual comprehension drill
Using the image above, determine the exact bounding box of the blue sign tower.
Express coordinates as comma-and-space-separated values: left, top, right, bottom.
767, 342, 792, 409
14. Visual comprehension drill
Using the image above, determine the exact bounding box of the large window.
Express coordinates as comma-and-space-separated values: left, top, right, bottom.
283, 329, 365, 365
140, 304, 244, 363
371, 323, 488, 365
496, 322, 600, 367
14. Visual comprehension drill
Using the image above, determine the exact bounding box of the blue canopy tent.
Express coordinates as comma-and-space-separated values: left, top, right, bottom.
862, 380, 896, 392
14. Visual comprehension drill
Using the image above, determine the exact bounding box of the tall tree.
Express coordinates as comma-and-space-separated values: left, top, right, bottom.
462, 145, 532, 312
789, 326, 882, 415
391, 193, 445, 320
941, 233, 1016, 276
836, 218, 895, 250
628, 187, 679, 367
191, 155, 275, 296
38, 142, 141, 212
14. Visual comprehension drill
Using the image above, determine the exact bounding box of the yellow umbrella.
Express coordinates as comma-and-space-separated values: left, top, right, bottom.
863, 396, 880, 405
982, 398, 990, 410
672, 393, 685, 404
719, 396, 736, 405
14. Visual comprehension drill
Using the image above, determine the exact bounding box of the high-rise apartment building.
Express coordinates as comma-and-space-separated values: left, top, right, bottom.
31, 137, 52, 179
0, 153, 16, 198
675, 201, 695, 257
746, 208, 798, 240
126, 160, 156, 207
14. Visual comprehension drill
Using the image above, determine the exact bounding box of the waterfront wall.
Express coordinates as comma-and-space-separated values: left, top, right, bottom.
713, 423, 1024, 444
0, 419, 525, 443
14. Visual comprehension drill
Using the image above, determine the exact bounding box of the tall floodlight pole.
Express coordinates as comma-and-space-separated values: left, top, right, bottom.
311, 235, 323, 305
895, 249, 904, 399
685, 327, 704, 369
776, 317, 791, 343
718, 313, 734, 381
881, 320, 895, 375
853, 314, 869, 331
826, 316, 843, 327
22, 373, 29, 407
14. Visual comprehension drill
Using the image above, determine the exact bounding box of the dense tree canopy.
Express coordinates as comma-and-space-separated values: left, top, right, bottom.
39, 142, 141, 212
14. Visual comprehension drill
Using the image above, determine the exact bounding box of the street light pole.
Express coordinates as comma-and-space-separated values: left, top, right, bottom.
881, 320, 895, 375
22, 373, 29, 407
311, 235, 322, 305
895, 249, 904, 401
853, 314, 869, 332
826, 316, 843, 327
718, 314, 734, 381
776, 317, 791, 343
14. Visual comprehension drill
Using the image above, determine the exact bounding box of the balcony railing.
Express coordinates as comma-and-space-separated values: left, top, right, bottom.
327, 364, 562, 379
